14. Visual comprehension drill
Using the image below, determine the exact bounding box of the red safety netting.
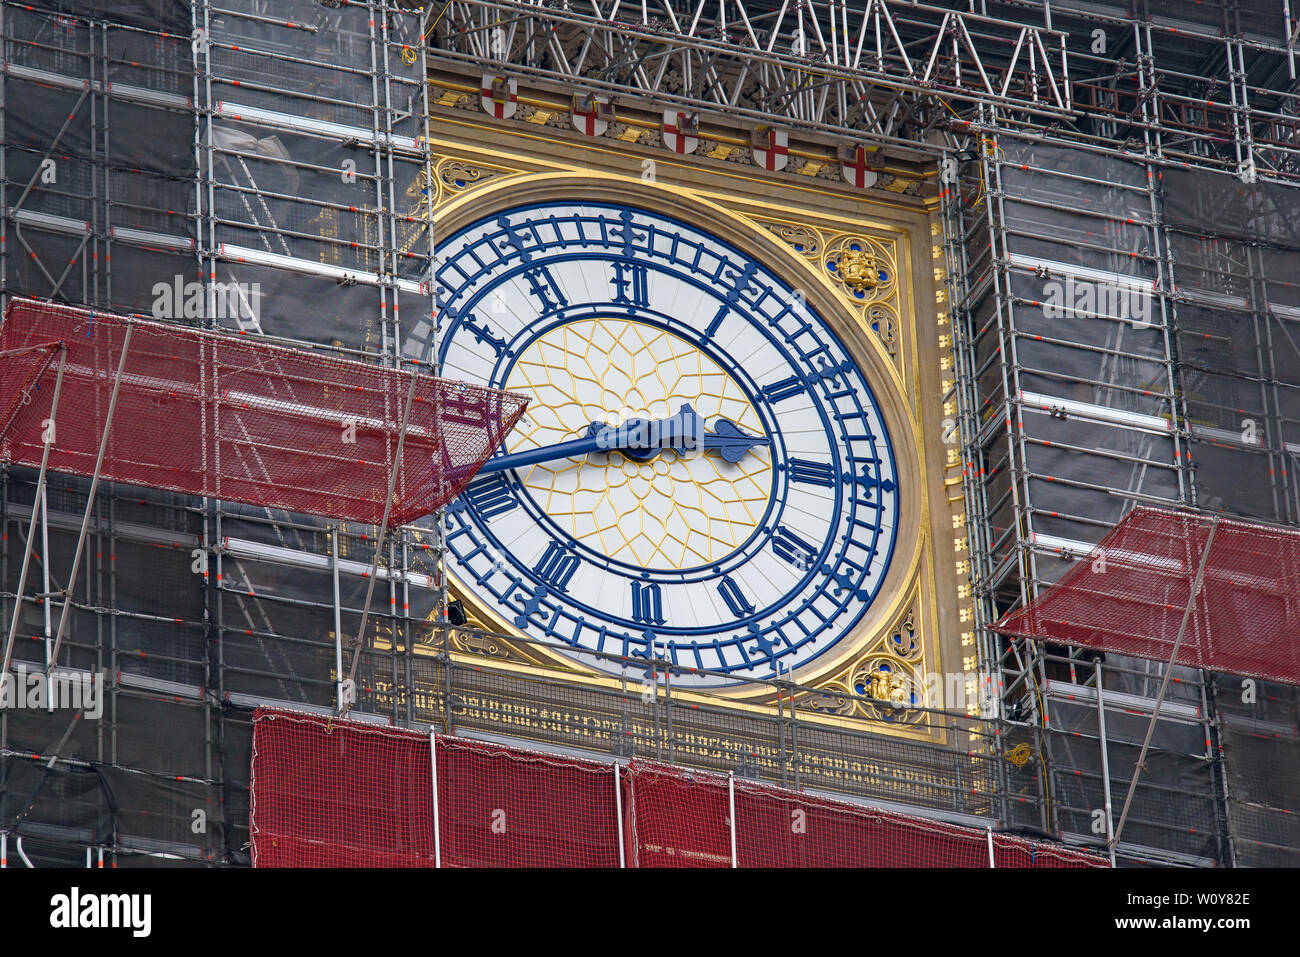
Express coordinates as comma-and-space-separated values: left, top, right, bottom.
994, 507, 1300, 686
624, 762, 734, 867
733, 780, 997, 867
249, 710, 1106, 868
250, 709, 435, 867
436, 737, 621, 867
0, 298, 528, 527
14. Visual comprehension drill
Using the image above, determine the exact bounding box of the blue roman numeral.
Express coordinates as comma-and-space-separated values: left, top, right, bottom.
772, 526, 818, 570
787, 457, 835, 487
630, 581, 665, 625
704, 304, 728, 338
462, 475, 517, 520
524, 266, 568, 315
760, 375, 806, 403
532, 542, 579, 592
460, 314, 506, 356
717, 575, 754, 618
611, 261, 649, 308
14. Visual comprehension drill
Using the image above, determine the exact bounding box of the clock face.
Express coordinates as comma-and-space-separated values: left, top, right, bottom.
424, 200, 899, 684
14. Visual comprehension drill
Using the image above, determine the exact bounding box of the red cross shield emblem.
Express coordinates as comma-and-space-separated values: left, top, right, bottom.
662, 110, 698, 154
751, 126, 788, 172
841, 145, 880, 189
480, 75, 517, 120
571, 94, 611, 136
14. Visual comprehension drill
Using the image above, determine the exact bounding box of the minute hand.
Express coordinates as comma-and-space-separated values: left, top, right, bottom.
474, 403, 769, 477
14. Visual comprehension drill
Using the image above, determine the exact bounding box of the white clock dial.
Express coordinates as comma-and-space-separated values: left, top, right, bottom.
419, 202, 900, 684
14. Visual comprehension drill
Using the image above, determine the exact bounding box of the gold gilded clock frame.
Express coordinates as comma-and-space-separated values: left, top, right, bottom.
415, 106, 975, 741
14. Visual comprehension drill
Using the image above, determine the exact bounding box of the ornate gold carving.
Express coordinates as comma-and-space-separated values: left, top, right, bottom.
851, 656, 925, 723
797, 690, 856, 716
450, 628, 514, 659
816, 234, 901, 359
885, 607, 922, 661
866, 303, 899, 355
823, 235, 895, 305
436, 158, 498, 204
748, 218, 905, 363
837, 246, 882, 292
797, 594, 928, 724
758, 219, 823, 260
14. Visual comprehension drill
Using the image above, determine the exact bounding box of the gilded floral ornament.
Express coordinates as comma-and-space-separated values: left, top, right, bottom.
866, 304, 898, 356
838, 246, 881, 291
852, 656, 925, 723
433, 158, 500, 209
796, 689, 857, 716
823, 235, 895, 305
758, 218, 823, 260
886, 610, 922, 661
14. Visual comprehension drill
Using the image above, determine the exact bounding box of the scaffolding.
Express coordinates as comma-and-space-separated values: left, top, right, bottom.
0, 0, 440, 866
0, 299, 528, 527
2, 0, 1298, 868
431, 1, 1300, 184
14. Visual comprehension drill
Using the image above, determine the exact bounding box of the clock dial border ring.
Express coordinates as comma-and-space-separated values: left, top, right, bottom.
426, 172, 924, 692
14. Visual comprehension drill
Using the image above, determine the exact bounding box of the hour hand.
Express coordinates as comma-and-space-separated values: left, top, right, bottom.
473, 403, 768, 476
704, 418, 767, 463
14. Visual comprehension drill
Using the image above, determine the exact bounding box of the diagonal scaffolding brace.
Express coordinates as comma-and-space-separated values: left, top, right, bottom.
341, 364, 420, 716
2, 345, 67, 686
1110, 514, 1220, 851
46, 325, 134, 673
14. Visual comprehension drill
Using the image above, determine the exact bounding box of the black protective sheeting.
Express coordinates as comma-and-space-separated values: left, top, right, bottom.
1164, 167, 1300, 525
32, 1, 190, 33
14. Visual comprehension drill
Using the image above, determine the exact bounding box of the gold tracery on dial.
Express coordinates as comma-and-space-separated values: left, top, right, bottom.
504, 318, 772, 570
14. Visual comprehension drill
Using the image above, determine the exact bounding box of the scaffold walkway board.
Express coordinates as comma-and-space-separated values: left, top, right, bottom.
0, 299, 527, 527
993, 507, 1300, 687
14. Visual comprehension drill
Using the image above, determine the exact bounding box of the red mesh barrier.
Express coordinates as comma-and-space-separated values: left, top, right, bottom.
250, 709, 435, 867
731, 777, 1104, 867
733, 781, 985, 866
436, 737, 621, 867
625, 762, 734, 867
0, 298, 528, 527
990, 833, 1107, 867
994, 507, 1300, 686
0, 343, 58, 441
249, 710, 1105, 868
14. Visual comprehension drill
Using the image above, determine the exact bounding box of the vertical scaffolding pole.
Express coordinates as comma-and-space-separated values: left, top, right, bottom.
47, 325, 133, 671
40, 438, 51, 674
342, 365, 419, 714
332, 529, 345, 713
1095, 662, 1117, 867
613, 762, 625, 868
429, 729, 442, 868
728, 771, 738, 868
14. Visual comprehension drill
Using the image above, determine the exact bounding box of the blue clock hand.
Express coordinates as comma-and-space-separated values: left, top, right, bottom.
473, 403, 768, 477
